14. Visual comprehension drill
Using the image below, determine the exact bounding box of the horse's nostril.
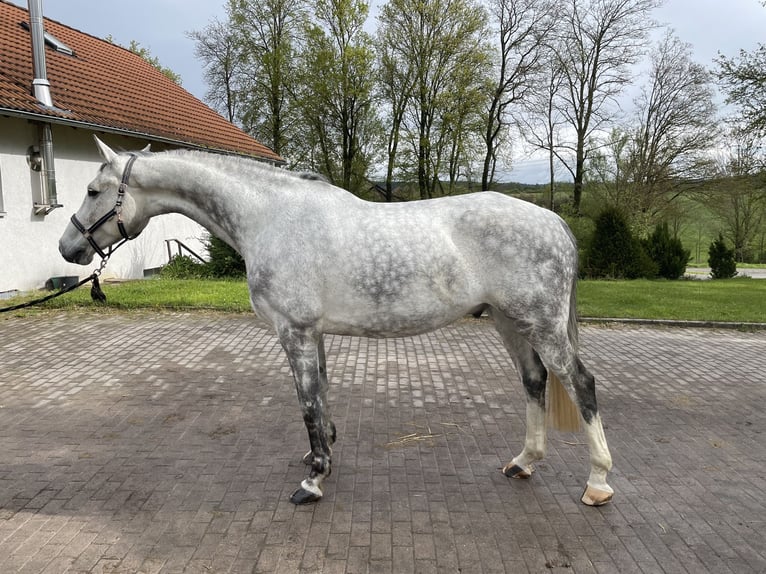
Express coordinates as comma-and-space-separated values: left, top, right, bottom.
59, 241, 86, 264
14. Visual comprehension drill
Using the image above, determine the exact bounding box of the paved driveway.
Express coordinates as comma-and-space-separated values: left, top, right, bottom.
685, 267, 766, 279
0, 312, 764, 573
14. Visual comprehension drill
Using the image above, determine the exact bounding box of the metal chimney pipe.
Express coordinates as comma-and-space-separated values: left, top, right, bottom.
27, 0, 60, 213
37, 123, 60, 212
28, 0, 52, 107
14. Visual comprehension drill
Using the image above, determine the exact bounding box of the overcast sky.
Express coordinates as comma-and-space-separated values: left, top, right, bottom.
25, 0, 766, 181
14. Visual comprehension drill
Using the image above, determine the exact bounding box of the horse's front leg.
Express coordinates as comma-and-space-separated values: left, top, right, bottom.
301, 336, 336, 464
279, 326, 333, 504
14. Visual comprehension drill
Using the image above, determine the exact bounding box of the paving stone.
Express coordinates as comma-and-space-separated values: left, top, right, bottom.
0, 312, 764, 572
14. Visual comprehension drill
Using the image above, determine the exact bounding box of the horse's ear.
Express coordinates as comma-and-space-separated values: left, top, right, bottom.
93, 135, 117, 163
141, 143, 152, 153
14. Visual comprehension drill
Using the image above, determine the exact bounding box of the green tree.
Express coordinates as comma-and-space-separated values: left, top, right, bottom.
205, 235, 247, 278
377, 0, 490, 199
585, 128, 632, 212
298, 0, 380, 192
716, 44, 766, 139
227, 0, 306, 158
376, 14, 416, 201
106, 37, 182, 84
432, 49, 489, 194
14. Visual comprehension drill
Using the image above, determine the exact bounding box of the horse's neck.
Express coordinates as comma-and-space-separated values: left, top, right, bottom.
142, 156, 260, 250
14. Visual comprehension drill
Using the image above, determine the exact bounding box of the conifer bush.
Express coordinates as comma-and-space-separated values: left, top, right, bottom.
585, 207, 656, 279
643, 222, 690, 279
708, 234, 737, 279
204, 235, 247, 278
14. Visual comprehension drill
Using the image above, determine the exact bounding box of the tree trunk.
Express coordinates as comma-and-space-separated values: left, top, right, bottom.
548, 145, 555, 210
573, 137, 586, 213
481, 97, 500, 191
418, 106, 429, 200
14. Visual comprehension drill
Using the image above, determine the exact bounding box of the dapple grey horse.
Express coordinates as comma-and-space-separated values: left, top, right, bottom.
59, 137, 613, 506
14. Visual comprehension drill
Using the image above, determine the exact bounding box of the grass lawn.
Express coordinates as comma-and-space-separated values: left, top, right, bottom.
577, 277, 766, 323
3, 276, 764, 324
4, 279, 252, 314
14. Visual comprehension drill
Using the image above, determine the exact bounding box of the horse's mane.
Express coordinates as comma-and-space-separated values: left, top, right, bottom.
161, 148, 324, 186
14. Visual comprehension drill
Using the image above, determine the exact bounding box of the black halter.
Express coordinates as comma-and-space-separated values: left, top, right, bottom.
70, 153, 140, 260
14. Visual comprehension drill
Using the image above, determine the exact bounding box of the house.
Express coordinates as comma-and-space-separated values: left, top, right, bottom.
0, 0, 282, 296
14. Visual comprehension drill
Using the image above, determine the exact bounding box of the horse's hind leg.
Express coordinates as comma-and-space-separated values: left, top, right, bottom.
565, 357, 613, 506
493, 310, 613, 506
278, 326, 333, 505
536, 337, 614, 506
491, 310, 548, 479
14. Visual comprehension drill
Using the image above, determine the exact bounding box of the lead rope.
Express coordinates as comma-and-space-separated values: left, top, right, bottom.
0, 255, 111, 313
3, 154, 138, 314
89, 254, 110, 303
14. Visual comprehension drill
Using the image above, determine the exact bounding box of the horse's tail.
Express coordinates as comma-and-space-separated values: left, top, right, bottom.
547, 220, 582, 433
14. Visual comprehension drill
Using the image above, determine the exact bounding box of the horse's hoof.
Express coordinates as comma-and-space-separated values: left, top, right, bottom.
581, 484, 614, 506
290, 487, 322, 505
502, 462, 533, 479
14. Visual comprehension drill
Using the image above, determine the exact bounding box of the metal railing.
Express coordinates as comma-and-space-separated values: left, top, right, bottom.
165, 239, 205, 263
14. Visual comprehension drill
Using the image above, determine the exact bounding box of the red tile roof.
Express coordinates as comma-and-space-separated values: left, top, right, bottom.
0, 0, 283, 163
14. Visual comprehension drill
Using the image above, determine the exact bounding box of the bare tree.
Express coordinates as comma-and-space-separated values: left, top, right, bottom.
552, 0, 661, 212
517, 58, 566, 208
626, 31, 717, 220
188, 19, 240, 123
482, 0, 556, 190
697, 129, 766, 261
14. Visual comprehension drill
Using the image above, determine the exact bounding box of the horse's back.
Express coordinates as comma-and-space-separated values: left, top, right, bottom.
315, 189, 577, 289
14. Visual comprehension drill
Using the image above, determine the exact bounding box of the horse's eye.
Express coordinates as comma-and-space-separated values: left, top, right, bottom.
87, 188, 99, 197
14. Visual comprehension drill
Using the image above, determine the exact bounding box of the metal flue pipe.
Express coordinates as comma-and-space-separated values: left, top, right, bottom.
28, 0, 60, 213
36, 122, 59, 212
28, 0, 52, 107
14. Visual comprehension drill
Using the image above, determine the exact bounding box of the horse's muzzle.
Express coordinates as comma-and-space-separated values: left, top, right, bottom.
59, 233, 95, 265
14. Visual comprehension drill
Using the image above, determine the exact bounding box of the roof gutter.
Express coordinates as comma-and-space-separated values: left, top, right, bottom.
28, 0, 61, 215
1, 107, 285, 165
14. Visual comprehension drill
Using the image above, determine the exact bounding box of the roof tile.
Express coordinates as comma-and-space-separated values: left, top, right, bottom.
0, 0, 283, 163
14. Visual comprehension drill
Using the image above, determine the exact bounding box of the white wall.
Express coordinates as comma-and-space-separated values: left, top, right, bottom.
0, 118, 207, 294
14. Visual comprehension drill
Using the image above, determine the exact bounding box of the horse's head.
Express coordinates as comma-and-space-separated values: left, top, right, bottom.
59, 137, 152, 265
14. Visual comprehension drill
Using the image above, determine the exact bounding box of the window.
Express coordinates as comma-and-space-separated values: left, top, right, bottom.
20, 22, 75, 56
42, 29, 74, 56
